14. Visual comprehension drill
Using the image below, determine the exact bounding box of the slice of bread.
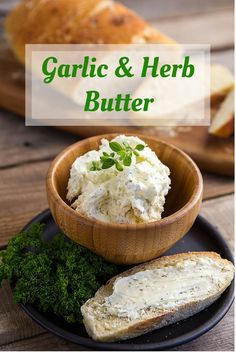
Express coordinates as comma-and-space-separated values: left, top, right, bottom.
209, 89, 234, 138
81, 252, 234, 342
211, 64, 234, 104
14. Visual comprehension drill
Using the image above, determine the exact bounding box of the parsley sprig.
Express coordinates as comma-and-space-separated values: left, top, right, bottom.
0, 223, 119, 324
90, 141, 145, 172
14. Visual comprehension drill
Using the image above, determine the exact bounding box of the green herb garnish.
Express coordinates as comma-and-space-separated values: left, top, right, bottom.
0, 223, 119, 324
90, 141, 145, 172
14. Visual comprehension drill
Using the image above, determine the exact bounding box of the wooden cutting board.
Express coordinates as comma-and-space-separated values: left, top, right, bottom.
0, 42, 234, 176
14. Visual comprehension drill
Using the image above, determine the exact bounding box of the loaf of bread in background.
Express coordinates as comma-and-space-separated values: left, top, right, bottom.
81, 252, 234, 342
5, 0, 176, 64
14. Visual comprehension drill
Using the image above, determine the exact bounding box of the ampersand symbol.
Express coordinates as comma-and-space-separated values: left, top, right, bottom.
115, 57, 134, 78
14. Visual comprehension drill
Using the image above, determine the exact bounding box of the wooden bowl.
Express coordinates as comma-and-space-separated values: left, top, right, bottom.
46, 134, 203, 265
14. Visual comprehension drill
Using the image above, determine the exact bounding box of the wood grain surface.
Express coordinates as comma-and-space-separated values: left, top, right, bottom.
0, 2, 234, 177
0, 0, 234, 350
0, 111, 233, 250
0, 49, 234, 176
151, 10, 234, 50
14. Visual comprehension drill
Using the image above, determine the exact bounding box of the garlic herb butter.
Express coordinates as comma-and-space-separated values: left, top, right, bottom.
67, 135, 171, 224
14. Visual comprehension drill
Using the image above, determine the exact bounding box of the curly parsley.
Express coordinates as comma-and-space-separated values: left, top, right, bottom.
0, 223, 119, 323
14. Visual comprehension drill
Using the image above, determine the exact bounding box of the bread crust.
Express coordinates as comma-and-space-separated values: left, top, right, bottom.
5, 0, 176, 64
81, 252, 234, 342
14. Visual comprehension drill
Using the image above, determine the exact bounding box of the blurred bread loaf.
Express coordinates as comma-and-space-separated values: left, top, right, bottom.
5, 0, 176, 64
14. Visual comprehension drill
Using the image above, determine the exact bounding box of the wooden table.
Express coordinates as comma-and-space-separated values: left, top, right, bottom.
0, 0, 234, 350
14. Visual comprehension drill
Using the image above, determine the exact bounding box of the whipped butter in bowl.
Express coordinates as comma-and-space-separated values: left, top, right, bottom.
67, 135, 171, 224
47, 133, 203, 264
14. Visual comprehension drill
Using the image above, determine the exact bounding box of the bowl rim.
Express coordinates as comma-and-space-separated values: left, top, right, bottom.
46, 133, 203, 230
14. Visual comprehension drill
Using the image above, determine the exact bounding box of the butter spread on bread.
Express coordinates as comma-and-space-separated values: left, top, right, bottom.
81, 252, 234, 342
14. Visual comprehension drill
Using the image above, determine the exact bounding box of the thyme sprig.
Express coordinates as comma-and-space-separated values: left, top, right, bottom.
90, 141, 145, 172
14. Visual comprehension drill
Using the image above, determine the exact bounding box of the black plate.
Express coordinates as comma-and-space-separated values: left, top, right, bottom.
20, 209, 234, 351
